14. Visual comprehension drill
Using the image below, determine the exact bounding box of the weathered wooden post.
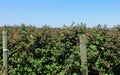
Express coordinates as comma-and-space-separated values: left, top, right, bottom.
80, 35, 88, 75
3, 31, 8, 75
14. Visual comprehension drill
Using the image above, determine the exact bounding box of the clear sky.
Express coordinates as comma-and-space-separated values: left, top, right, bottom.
0, 0, 120, 27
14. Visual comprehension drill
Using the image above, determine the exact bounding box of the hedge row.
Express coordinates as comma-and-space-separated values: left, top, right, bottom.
0, 24, 120, 75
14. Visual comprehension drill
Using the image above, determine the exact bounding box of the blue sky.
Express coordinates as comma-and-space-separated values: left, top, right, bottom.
0, 0, 120, 27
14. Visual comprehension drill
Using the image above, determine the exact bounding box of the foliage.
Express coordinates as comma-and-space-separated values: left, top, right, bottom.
0, 24, 120, 75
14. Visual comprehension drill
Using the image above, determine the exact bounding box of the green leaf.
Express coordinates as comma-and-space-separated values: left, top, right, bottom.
73, 73, 78, 75
74, 61, 80, 66
89, 44, 97, 50
59, 71, 65, 75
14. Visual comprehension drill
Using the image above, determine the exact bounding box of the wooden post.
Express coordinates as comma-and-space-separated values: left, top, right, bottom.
80, 35, 88, 75
3, 31, 8, 75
